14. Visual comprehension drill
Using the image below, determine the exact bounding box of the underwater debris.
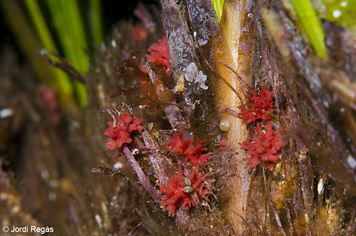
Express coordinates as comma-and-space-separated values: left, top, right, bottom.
184, 62, 209, 90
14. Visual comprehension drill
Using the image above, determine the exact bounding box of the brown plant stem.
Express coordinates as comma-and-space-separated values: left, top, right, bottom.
211, 0, 254, 232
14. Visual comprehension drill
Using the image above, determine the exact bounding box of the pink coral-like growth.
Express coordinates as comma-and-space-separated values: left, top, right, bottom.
146, 36, 171, 75
104, 112, 144, 150
158, 166, 211, 216
240, 121, 282, 169
238, 84, 274, 123
165, 131, 210, 166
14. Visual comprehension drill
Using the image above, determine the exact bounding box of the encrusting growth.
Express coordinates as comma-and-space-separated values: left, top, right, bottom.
240, 122, 282, 169
158, 166, 212, 216
159, 130, 212, 215
165, 130, 210, 167
145, 36, 171, 75
102, 35, 213, 217
238, 85, 282, 169
104, 112, 144, 150
237, 84, 274, 123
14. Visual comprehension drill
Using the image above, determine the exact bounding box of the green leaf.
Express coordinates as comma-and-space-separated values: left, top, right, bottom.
211, 0, 224, 21
292, 0, 326, 58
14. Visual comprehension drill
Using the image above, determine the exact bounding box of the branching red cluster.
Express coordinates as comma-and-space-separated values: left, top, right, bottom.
146, 36, 171, 75
165, 131, 210, 166
104, 112, 144, 150
238, 85, 282, 169
158, 130, 212, 215
240, 122, 282, 170
238, 84, 274, 123
158, 167, 212, 216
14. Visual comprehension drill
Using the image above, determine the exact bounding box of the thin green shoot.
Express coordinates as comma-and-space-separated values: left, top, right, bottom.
211, 0, 224, 21
23, 0, 75, 107
46, 0, 89, 107
90, 0, 104, 46
292, 0, 326, 58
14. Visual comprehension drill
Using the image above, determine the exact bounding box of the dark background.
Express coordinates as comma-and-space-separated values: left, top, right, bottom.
0, 0, 159, 63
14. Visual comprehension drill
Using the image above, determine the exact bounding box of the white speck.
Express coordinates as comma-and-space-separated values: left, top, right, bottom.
114, 162, 123, 169
323, 101, 329, 108
0, 193, 6, 200
333, 9, 342, 18
242, 178, 250, 192
132, 148, 139, 155
193, 31, 197, 37
12, 206, 20, 214
340, 107, 345, 113
317, 178, 324, 194
41, 170, 49, 180
69, 121, 80, 130
95, 214, 103, 228
0, 108, 14, 118
305, 213, 310, 223
111, 39, 116, 47
39, 49, 48, 56
347, 155, 356, 168
49, 192, 56, 201
341, 1, 348, 7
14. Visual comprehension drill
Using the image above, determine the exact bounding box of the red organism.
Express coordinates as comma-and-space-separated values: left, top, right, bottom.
35, 85, 59, 124
238, 84, 274, 123
158, 166, 211, 216
158, 167, 192, 216
216, 138, 229, 151
165, 131, 210, 167
188, 168, 212, 202
104, 112, 144, 150
240, 121, 282, 170
146, 36, 171, 75
132, 25, 147, 43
